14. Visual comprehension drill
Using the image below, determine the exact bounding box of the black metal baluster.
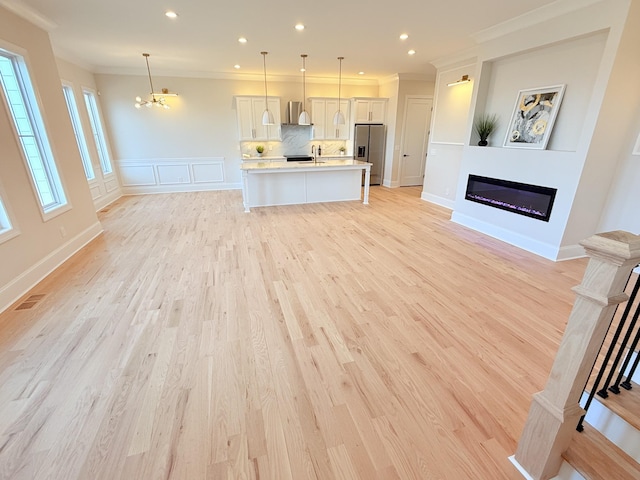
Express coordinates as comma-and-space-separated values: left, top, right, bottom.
611, 279, 640, 392
577, 317, 620, 432
595, 273, 640, 398
621, 344, 640, 390
576, 270, 636, 431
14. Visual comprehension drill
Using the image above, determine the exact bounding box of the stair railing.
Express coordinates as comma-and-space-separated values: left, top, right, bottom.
577, 271, 640, 431
514, 231, 640, 480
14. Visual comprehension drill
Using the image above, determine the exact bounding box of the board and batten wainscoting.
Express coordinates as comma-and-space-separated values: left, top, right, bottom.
118, 157, 239, 194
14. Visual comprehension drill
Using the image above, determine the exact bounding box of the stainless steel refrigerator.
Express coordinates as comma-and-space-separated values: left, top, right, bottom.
354, 124, 385, 185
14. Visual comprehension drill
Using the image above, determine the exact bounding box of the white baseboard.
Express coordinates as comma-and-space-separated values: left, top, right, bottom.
421, 192, 454, 210
121, 182, 242, 195
0, 221, 103, 314
509, 456, 585, 480
556, 244, 586, 261
451, 212, 561, 261
94, 189, 122, 212
382, 179, 399, 188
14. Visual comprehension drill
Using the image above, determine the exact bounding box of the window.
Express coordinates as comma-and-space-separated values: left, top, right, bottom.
0, 196, 12, 236
83, 90, 112, 175
62, 84, 94, 180
0, 179, 19, 244
0, 50, 67, 214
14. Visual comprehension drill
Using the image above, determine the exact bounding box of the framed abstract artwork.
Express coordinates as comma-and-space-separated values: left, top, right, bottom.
504, 84, 566, 149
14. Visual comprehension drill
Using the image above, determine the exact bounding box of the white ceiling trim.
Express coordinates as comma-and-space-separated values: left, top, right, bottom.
92, 67, 381, 87
0, 0, 57, 31
471, 0, 605, 44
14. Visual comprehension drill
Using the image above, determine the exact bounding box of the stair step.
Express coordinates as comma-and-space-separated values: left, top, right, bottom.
563, 423, 640, 480
593, 380, 640, 432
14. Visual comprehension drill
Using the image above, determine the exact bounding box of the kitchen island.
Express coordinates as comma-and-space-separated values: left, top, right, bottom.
240, 159, 371, 212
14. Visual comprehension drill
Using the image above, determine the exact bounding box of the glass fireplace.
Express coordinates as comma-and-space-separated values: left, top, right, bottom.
465, 174, 557, 222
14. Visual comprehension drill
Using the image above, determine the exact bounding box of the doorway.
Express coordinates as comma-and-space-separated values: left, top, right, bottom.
399, 96, 433, 187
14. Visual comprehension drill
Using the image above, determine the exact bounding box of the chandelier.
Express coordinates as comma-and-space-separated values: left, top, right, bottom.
134, 53, 176, 109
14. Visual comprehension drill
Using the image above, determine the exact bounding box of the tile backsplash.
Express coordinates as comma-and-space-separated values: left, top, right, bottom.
241, 125, 347, 158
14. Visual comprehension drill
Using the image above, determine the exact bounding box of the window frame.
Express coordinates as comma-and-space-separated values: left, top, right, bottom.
82, 88, 113, 176
0, 43, 70, 221
62, 81, 95, 181
0, 187, 20, 245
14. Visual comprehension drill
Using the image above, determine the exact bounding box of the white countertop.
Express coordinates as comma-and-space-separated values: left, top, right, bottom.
242, 155, 354, 162
240, 158, 368, 171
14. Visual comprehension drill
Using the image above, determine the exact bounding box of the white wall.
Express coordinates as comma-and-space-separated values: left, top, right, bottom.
377, 75, 434, 188
425, 0, 635, 260
580, 0, 640, 239
56, 58, 122, 210
379, 76, 399, 187
0, 6, 102, 312
422, 63, 475, 208
453, 30, 610, 259
95, 74, 379, 192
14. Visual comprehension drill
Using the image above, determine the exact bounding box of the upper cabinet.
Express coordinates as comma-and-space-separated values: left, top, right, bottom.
353, 98, 387, 124
235, 96, 282, 141
310, 98, 350, 140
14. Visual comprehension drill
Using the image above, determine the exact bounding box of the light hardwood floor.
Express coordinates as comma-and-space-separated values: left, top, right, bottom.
0, 187, 588, 479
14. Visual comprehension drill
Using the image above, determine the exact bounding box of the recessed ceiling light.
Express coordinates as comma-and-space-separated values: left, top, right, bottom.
399, 33, 409, 40
165, 11, 178, 19
238, 37, 247, 44
234, 64, 241, 69
295, 24, 305, 31
300, 68, 306, 72
408, 49, 416, 55
358, 71, 365, 75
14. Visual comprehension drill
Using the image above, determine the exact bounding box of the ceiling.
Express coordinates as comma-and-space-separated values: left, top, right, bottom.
2, 0, 560, 82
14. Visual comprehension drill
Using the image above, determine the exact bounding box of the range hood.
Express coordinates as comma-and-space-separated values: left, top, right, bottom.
282, 101, 312, 125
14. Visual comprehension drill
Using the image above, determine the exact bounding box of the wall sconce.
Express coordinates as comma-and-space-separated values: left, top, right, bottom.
447, 75, 471, 87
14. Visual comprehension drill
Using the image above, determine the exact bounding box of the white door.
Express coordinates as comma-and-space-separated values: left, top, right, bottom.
399, 96, 432, 186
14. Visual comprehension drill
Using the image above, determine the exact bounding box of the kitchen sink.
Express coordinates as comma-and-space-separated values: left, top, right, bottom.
285, 155, 313, 162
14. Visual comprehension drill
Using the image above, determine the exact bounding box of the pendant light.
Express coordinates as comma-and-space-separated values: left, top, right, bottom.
333, 56, 345, 125
298, 54, 311, 125
134, 53, 170, 110
260, 51, 275, 125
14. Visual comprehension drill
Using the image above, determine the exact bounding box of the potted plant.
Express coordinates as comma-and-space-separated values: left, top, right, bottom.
339, 146, 346, 156
474, 114, 498, 146
255, 145, 264, 157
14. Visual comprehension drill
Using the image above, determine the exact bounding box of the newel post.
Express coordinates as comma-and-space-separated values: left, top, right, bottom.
514, 231, 640, 480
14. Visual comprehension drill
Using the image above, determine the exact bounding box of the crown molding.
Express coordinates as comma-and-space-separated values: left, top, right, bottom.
92, 66, 380, 86
430, 46, 478, 70
0, 0, 57, 31
471, 0, 604, 44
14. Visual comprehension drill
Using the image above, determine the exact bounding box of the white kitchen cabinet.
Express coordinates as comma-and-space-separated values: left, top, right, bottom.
235, 96, 281, 141
353, 98, 387, 123
310, 98, 350, 140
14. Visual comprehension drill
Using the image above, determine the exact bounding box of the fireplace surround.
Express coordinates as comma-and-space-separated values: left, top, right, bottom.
465, 174, 557, 222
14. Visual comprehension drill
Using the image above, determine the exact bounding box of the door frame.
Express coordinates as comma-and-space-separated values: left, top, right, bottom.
399, 95, 433, 187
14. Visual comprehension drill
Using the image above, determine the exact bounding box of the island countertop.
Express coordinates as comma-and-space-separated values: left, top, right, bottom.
240, 159, 371, 212
240, 158, 366, 171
